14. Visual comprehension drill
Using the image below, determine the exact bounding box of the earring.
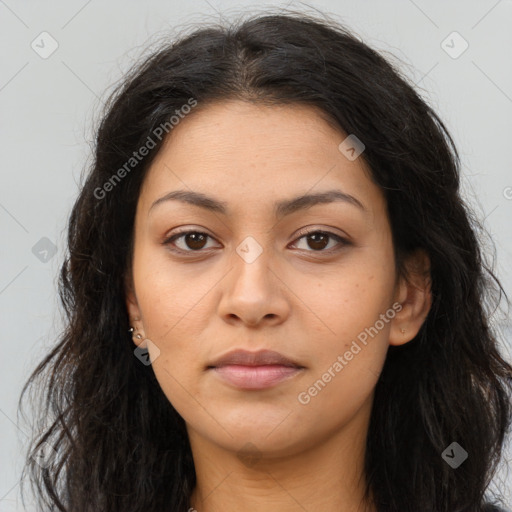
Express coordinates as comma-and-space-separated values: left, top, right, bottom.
400, 328, 406, 334
129, 318, 143, 339
129, 328, 143, 339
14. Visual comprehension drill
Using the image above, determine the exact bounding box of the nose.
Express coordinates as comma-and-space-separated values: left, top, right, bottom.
217, 245, 290, 328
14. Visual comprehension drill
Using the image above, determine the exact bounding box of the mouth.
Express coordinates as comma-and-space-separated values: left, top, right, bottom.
207, 349, 305, 390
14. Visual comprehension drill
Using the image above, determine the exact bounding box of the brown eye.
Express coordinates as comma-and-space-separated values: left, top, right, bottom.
292, 230, 349, 253
305, 233, 330, 250
181, 232, 208, 250
164, 231, 218, 253
164, 228, 349, 256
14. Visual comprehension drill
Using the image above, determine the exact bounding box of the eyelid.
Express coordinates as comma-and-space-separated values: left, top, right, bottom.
162, 227, 220, 253
162, 226, 351, 255
289, 227, 350, 253
292, 226, 349, 244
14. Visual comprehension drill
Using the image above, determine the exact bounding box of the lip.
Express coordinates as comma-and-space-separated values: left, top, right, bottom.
208, 349, 302, 368
207, 349, 304, 390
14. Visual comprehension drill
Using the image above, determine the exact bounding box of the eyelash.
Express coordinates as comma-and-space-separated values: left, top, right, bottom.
162, 228, 350, 256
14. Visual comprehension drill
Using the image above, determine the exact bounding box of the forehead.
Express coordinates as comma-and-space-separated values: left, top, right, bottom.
138, 100, 384, 219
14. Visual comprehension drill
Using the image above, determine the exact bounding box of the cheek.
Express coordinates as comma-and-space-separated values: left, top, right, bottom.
131, 248, 210, 401
291, 250, 395, 397
301, 257, 395, 347
290, 271, 394, 430
133, 241, 214, 342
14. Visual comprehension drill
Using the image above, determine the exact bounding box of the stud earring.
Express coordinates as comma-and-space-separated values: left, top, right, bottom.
400, 328, 406, 334
128, 319, 143, 340
129, 328, 143, 339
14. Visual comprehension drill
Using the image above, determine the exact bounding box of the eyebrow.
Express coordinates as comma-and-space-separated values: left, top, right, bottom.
149, 189, 366, 217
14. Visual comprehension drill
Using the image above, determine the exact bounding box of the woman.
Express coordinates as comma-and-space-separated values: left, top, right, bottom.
19, 10, 512, 512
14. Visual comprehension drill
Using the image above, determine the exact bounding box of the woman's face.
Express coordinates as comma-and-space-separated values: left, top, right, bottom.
126, 100, 424, 459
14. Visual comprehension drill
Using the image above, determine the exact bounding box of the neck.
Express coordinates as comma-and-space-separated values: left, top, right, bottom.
188, 411, 376, 512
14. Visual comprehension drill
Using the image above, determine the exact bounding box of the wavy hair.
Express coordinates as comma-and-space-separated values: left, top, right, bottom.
19, 10, 512, 512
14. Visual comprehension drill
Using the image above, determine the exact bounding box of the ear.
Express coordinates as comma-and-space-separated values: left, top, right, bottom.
124, 272, 146, 348
389, 249, 432, 346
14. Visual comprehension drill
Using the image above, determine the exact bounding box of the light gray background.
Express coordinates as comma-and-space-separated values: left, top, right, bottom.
1, 0, 511, 510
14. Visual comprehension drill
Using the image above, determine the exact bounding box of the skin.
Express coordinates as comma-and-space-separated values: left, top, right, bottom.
125, 100, 431, 512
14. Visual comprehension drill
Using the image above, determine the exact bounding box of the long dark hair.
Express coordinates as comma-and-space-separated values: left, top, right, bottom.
19, 9, 512, 512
